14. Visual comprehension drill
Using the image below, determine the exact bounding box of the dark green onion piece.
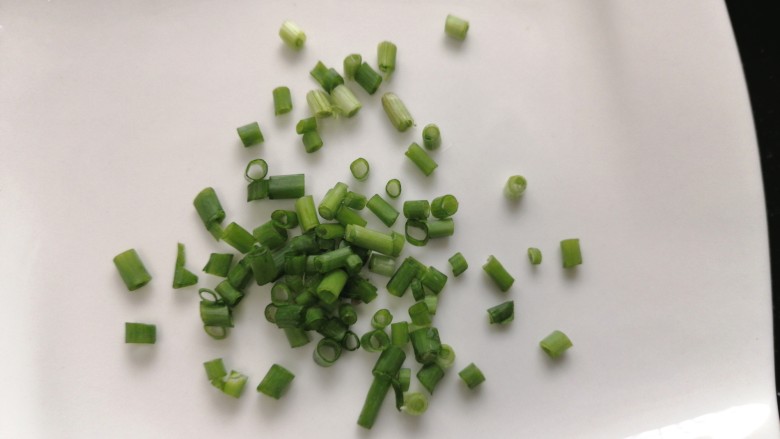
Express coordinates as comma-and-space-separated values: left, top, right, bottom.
385, 179, 402, 198
295, 195, 320, 233
436, 344, 455, 369
540, 330, 573, 358
343, 276, 378, 303
222, 222, 256, 254
350, 158, 370, 181
339, 302, 358, 326
315, 223, 345, 239
279, 20, 306, 49
361, 329, 391, 353
404, 220, 429, 247
409, 301, 432, 327
391, 321, 409, 348
377, 41, 397, 75
458, 363, 485, 389
448, 252, 468, 277
247, 179, 270, 201
203, 253, 233, 277
445, 14, 469, 40
386, 256, 425, 297
409, 327, 441, 364
296, 117, 317, 134
343, 54, 362, 79
482, 255, 514, 292
113, 249, 152, 291
318, 318, 348, 342
401, 392, 428, 416
405, 143, 437, 176
342, 331, 361, 351
422, 123, 441, 150
357, 346, 406, 429
354, 62, 383, 95
172, 243, 197, 288
204, 358, 227, 381
284, 274, 305, 293
403, 200, 430, 220
314, 337, 342, 367
344, 253, 363, 276
199, 290, 233, 330
294, 289, 316, 307
371, 309, 393, 329
427, 219, 455, 238
302, 130, 324, 153
193, 187, 225, 240
124, 322, 156, 344
421, 266, 447, 295
399, 368, 411, 392
253, 221, 288, 250
283, 327, 310, 348
244, 159, 269, 182
304, 306, 326, 330
368, 253, 396, 277
319, 182, 349, 220
343, 191, 367, 210
226, 256, 252, 289
417, 363, 445, 394
271, 210, 299, 230
222, 371, 248, 398
268, 174, 305, 199
271, 282, 293, 305
257, 364, 295, 399
381, 92, 414, 132
345, 224, 400, 257
367, 194, 399, 227
275, 304, 306, 329
215, 280, 244, 307
247, 245, 277, 286
273, 86, 293, 115
431, 194, 458, 218
237, 121, 264, 147
316, 269, 349, 304
487, 300, 514, 324
410, 279, 425, 301
335, 205, 367, 227
423, 295, 438, 315
310, 61, 344, 93
331, 84, 362, 117
561, 238, 582, 268
504, 175, 527, 199
306, 89, 333, 118
528, 247, 543, 265
313, 247, 354, 272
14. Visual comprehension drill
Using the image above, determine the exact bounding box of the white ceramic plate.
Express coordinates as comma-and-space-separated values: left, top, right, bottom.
1, 1, 777, 438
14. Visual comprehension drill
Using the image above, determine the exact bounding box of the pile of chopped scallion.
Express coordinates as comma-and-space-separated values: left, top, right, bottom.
113, 14, 581, 430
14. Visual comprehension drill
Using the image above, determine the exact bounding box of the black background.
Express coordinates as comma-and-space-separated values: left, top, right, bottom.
725, 1, 780, 409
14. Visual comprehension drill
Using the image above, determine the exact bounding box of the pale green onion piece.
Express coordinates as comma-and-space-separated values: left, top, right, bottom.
561, 239, 582, 268
350, 158, 370, 181
528, 247, 542, 265
540, 330, 573, 358
458, 363, 485, 389
344, 54, 362, 79
401, 392, 428, 416
504, 175, 527, 199
405, 143, 437, 176
296, 117, 317, 134
279, 20, 306, 50
331, 84, 362, 117
273, 86, 293, 115
223, 370, 248, 398
244, 159, 269, 181
377, 41, 397, 75
125, 322, 156, 344
381, 92, 414, 132
482, 255, 514, 292
385, 179, 402, 198
306, 89, 333, 118
445, 14, 469, 40
422, 124, 441, 150
237, 122, 264, 147
435, 344, 455, 369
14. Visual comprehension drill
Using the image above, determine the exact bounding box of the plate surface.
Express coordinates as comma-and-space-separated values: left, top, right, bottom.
1, 1, 777, 438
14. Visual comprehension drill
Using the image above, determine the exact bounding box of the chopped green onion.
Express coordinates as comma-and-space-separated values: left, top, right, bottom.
272, 86, 293, 115
215, 280, 245, 307
310, 61, 345, 93
227, 256, 252, 289
343, 276, 378, 303
338, 302, 358, 326
247, 245, 276, 286
113, 249, 152, 291
401, 392, 428, 416
318, 317, 348, 342
279, 20, 306, 49
361, 329, 391, 353
271, 210, 299, 230
296, 117, 318, 134
268, 174, 305, 199
504, 175, 527, 199
237, 122, 264, 147
482, 255, 514, 292
445, 14, 469, 40
423, 295, 438, 315
431, 194, 458, 218
304, 306, 326, 330
404, 220, 429, 247
561, 239, 582, 268
458, 363, 485, 389
403, 200, 430, 220
295, 195, 320, 233
264, 304, 278, 324
390, 321, 409, 348
343, 54, 362, 79
331, 84, 362, 117
344, 253, 363, 276
203, 326, 228, 340
314, 337, 342, 367
386, 256, 425, 297
247, 179, 269, 201
405, 143, 437, 176
275, 304, 306, 329
528, 247, 542, 265
318, 182, 349, 220
385, 179, 402, 198
124, 322, 156, 344
354, 62, 383, 95
203, 358, 227, 382
399, 368, 411, 392
193, 187, 225, 240
350, 158, 370, 181
221, 222, 256, 254
335, 205, 367, 227
357, 346, 406, 429
377, 41, 397, 75
344, 191, 367, 210
252, 221, 288, 250
366, 194, 399, 227
283, 327, 310, 348
410, 279, 425, 301
222, 370, 248, 398
408, 301, 432, 327
342, 331, 361, 351
257, 364, 295, 399
284, 253, 306, 275
487, 300, 514, 324
203, 253, 233, 277
417, 363, 445, 394
315, 269, 349, 304
436, 344, 455, 369
316, 223, 345, 239
245, 159, 269, 181
344, 224, 400, 256
306, 89, 333, 118
448, 252, 468, 277
409, 327, 441, 364
368, 254, 396, 277
427, 219, 455, 238
381, 93, 414, 132
371, 309, 393, 329
540, 330, 573, 358
422, 124, 441, 150
271, 282, 293, 305
313, 247, 355, 273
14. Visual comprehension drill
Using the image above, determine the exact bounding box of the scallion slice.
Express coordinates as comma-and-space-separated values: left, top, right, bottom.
540, 330, 573, 358
377, 41, 397, 75
279, 20, 306, 50
404, 220, 429, 247
357, 346, 406, 429
399, 368, 411, 392
257, 364, 295, 399
417, 363, 445, 394
344, 191, 367, 210
296, 117, 318, 134
342, 331, 361, 351
448, 252, 468, 277
381, 93, 414, 132
203, 358, 227, 382
273, 86, 293, 115
295, 195, 320, 233
247, 179, 269, 201
361, 329, 391, 353
405, 143, 437, 176
561, 239, 582, 268
384, 179, 402, 201
315, 223, 346, 240
344, 224, 400, 257
252, 221, 288, 250
245, 159, 269, 181
331, 84, 362, 117
431, 194, 458, 218
237, 122, 264, 147
427, 219, 455, 238
436, 344, 455, 369
271, 210, 299, 230
315, 269, 349, 304
125, 322, 156, 344
268, 174, 305, 199
528, 247, 543, 265
113, 249, 152, 291
171, 243, 197, 288
306, 89, 333, 118
366, 194, 399, 227
318, 182, 348, 220
445, 14, 469, 40
302, 130, 324, 153
223, 370, 248, 398
487, 300, 514, 324
354, 62, 383, 95
193, 187, 225, 240
368, 253, 396, 277
422, 123, 441, 150
482, 255, 514, 292
350, 158, 370, 181
504, 175, 527, 199
371, 309, 393, 329
314, 338, 343, 367
221, 222, 256, 254
409, 301, 432, 327
386, 256, 425, 297
458, 363, 485, 389
343, 54, 362, 79
401, 392, 428, 416
203, 253, 233, 277
215, 280, 245, 307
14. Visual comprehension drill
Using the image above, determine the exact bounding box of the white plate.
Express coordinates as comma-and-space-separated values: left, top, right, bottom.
1, 1, 777, 438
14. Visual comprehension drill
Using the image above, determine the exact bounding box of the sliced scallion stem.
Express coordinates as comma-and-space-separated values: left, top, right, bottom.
391, 321, 409, 348
482, 255, 515, 292
381, 93, 414, 132
252, 221, 288, 250
271, 282, 293, 305
313, 246, 354, 273
318, 317, 348, 342
295, 195, 320, 233
342, 331, 361, 351
296, 117, 317, 134
247, 179, 269, 201
272, 210, 299, 230
436, 344, 455, 369
306, 89, 333, 118
487, 300, 514, 324
215, 280, 244, 307
409, 301, 432, 327
399, 368, 411, 392
304, 306, 326, 330
237, 122, 264, 147
385, 179, 402, 198
203, 253, 233, 277
315, 269, 349, 304
268, 174, 305, 199
204, 358, 227, 381
403, 200, 430, 220
247, 245, 277, 286
350, 157, 370, 181
318, 182, 349, 220
343, 276, 378, 304
404, 220, 429, 247
371, 309, 393, 329
361, 329, 391, 353
113, 249, 152, 291
561, 238, 582, 268
409, 327, 441, 364
338, 302, 358, 326
222, 222, 256, 254
227, 257, 252, 289
405, 143, 437, 176
377, 41, 397, 75
448, 252, 468, 277
257, 364, 295, 399
193, 187, 225, 240
274, 304, 306, 329
366, 194, 399, 227
310, 61, 345, 93
314, 337, 342, 367
427, 219, 455, 238
458, 363, 485, 389
344, 224, 397, 256
417, 363, 445, 394
540, 330, 573, 358
445, 14, 469, 40
410, 279, 425, 301
283, 327, 310, 348
354, 62, 383, 95
423, 295, 438, 315
368, 254, 396, 277
431, 194, 458, 218
343, 54, 362, 79
504, 175, 527, 199
245, 159, 269, 181
316, 223, 346, 239
344, 191, 367, 210
279, 20, 306, 49
386, 256, 425, 297
331, 84, 362, 117
401, 392, 428, 416
125, 322, 156, 344
273, 86, 293, 115
222, 371, 248, 398
357, 346, 406, 429
422, 124, 441, 150
528, 247, 543, 265
335, 205, 368, 227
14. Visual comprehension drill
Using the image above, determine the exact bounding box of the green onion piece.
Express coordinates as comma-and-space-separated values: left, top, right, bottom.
410, 279, 425, 301
318, 182, 349, 220
268, 174, 305, 199
354, 62, 383, 95
113, 249, 152, 291
193, 187, 225, 240
296, 117, 317, 134
421, 266, 447, 295
409, 327, 441, 364
401, 392, 428, 416
199, 290, 233, 329
203, 253, 233, 277
204, 358, 227, 381
237, 121, 264, 147
422, 124, 441, 150
279, 20, 306, 49
431, 194, 458, 218
313, 337, 342, 367
271, 282, 293, 305
284, 274, 305, 293
314, 224, 344, 240
264, 304, 278, 324
275, 304, 306, 329
385, 179, 402, 198
257, 364, 295, 399
343, 54, 362, 79
528, 247, 543, 265
445, 14, 469, 40
504, 175, 527, 199
222, 222, 256, 254
458, 363, 485, 389
283, 327, 310, 348
423, 295, 438, 315
247, 245, 277, 286
377, 41, 397, 75
124, 322, 156, 344
399, 368, 411, 392
343, 191, 367, 210
403, 200, 430, 220
487, 300, 514, 324
350, 158, 370, 181
343, 276, 378, 304
417, 363, 445, 394
381, 92, 414, 132
482, 255, 515, 292
342, 331, 361, 351
247, 179, 270, 202
427, 219, 455, 238
226, 256, 252, 289
436, 344, 455, 369
252, 221, 288, 250
244, 159, 269, 182
171, 243, 198, 288
391, 321, 409, 348
344, 253, 363, 276
221, 370, 248, 398
271, 210, 299, 230
344, 224, 397, 256
371, 309, 393, 329
561, 239, 582, 268
295, 195, 320, 233
272, 86, 293, 115
361, 329, 391, 353
338, 302, 358, 326
215, 280, 245, 307
448, 252, 468, 277
331, 84, 362, 117
310, 62, 345, 93
368, 253, 396, 277
306, 89, 333, 118
313, 247, 354, 273
315, 269, 349, 304
317, 237, 338, 251
408, 301, 432, 327
540, 330, 573, 358
301, 130, 322, 152
366, 194, 399, 227
303, 306, 326, 330
405, 143, 437, 176
203, 326, 228, 340
334, 205, 367, 227
318, 318, 348, 341
404, 220, 429, 247
357, 347, 407, 429
386, 256, 425, 297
